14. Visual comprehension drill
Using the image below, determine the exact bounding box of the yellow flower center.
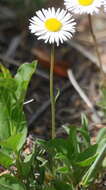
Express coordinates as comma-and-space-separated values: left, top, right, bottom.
45, 18, 62, 32
78, 0, 94, 6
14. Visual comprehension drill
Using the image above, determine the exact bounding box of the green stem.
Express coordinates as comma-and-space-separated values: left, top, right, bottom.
88, 14, 104, 76
50, 44, 56, 139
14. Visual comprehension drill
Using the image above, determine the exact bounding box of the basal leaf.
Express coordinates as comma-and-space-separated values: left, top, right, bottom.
0, 175, 26, 190
0, 151, 13, 168
0, 78, 17, 90
67, 126, 79, 158
76, 144, 97, 163
15, 61, 37, 102
76, 154, 97, 167
46, 138, 68, 155
0, 62, 36, 140
0, 89, 14, 140
54, 180, 73, 190
78, 114, 90, 146
81, 143, 106, 187
0, 133, 26, 152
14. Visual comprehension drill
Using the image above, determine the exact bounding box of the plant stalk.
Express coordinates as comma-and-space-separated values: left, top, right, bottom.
88, 14, 104, 76
50, 44, 56, 139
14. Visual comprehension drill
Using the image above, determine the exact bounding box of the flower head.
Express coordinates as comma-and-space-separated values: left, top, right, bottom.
29, 7, 76, 46
64, 0, 103, 15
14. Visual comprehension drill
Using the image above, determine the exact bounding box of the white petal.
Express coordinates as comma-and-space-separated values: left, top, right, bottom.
29, 7, 76, 46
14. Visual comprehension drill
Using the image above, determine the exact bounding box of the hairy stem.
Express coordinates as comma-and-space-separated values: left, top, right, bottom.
50, 44, 56, 139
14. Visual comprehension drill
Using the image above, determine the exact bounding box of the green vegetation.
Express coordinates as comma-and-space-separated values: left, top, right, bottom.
0, 63, 106, 190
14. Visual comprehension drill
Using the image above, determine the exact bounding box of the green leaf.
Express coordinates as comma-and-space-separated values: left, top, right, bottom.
0, 133, 26, 152
15, 61, 37, 102
47, 126, 78, 159
56, 166, 69, 174
0, 151, 13, 168
0, 64, 12, 78
96, 128, 106, 143
54, 180, 73, 190
44, 187, 55, 190
62, 125, 70, 135
76, 154, 97, 167
0, 62, 37, 142
37, 156, 48, 167
81, 142, 106, 187
46, 138, 69, 155
0, 78, 17, 90
0, 89, 13, 140
75, 145, 97, 167
102, 157, 106, 168
0, 68, 17, 140
20, 148, 35, 177
0, 63, 30, 139
97, 138, 106, 153
81, 114, 89, 132
76, 144, 97, 164
67, 126, 79, 158
45, 126, 79, 160
0, 175, 26, 190
78, 114, 90, 147
10, 104, 27, 136
38, 167, 45, 185
55, 153, 67, 160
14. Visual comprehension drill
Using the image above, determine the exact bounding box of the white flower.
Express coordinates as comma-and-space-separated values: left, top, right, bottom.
29, 7, 76, 46
64, 0, 103, 15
